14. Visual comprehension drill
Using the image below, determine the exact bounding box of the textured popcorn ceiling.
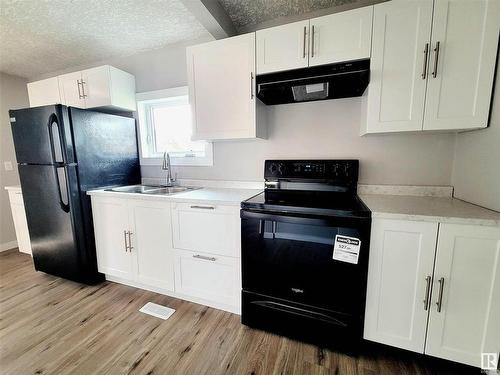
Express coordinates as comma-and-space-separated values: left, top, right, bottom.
0, 0, 211, 78
218, 0, 361, 31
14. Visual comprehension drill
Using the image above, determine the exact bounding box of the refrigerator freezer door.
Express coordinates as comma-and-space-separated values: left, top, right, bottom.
9, 105, 75, 165
69, 107, 140, 190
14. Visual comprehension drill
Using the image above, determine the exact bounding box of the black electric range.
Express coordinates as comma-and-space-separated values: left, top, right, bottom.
240, 160, 371, 352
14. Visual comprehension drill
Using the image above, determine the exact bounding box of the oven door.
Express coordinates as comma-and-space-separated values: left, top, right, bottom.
241, 209, 370, 315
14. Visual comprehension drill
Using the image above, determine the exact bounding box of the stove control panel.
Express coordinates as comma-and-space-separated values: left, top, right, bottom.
265, 160, 359, 186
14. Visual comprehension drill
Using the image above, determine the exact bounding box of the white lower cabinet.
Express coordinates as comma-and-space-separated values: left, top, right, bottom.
171, 202, 240, 257
5, 188, 32, 255
425, 223, 500, 367
91, 197, 174, 292
365, 218, 500, 368
91, 195, 241, 314
364, 219, 438, 352
174, 249, 240, 312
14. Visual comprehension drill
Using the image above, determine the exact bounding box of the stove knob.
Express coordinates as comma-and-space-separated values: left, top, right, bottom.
269, 163, 278, 174
278, 163, 285, 174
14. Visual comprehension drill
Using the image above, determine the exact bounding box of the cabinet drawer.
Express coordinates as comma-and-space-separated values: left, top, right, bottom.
171, 202, 240, 257
174, 249, 240, 308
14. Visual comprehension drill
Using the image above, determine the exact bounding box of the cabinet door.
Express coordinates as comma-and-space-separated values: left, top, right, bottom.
364, 219, 438, 353
129, 200, 174, 291
27, 77, 62, 107
174, 248, 240, 311
58, 71, 85, 108
81, 66, 111, 109
171, 203, 240, 257
426, 224, 500, 367
187, 33, 257, 140
8, 191, 32, 255
91, 197, 133, 279
364, 0, 433, 134
309, 6, 373, 67
256, 20, 309, 74
423, 0, 500, 131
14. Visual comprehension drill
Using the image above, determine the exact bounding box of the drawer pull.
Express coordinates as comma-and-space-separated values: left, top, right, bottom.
193, 254, 216, 261
190, 205, 215, 210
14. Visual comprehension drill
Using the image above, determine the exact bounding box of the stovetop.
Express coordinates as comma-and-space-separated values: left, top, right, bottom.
241, 189, 371, 218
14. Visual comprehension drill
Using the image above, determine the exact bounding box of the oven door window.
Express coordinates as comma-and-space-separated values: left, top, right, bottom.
241, 214, 369, 314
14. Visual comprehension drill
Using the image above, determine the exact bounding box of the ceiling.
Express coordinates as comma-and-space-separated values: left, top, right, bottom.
218, 0, 361, 31
0, 0, 210, 78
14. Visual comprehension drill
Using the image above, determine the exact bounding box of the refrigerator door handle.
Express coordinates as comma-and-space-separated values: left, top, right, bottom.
47, 113, 65, 164
54, 165, 70, 213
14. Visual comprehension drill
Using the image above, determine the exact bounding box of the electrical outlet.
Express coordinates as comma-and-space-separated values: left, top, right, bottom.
4, 161, 13, 171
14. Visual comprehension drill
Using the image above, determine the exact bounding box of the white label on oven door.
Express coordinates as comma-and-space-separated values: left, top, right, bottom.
333, 235, 361, 264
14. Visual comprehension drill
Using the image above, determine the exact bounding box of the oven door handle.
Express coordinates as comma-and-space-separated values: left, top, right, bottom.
241, 209, 369, 228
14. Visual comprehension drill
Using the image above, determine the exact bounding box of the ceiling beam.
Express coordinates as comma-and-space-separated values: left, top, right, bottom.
180, 0, 236, 39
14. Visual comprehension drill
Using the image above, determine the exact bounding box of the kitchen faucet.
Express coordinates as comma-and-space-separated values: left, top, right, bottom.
162, 152, 176, 187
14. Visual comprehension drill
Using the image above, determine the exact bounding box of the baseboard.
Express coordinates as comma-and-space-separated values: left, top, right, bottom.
0, 240, 18, 252
105, 274, 241, 315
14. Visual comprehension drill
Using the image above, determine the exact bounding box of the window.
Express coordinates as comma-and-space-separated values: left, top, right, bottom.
136, 87, 213, 166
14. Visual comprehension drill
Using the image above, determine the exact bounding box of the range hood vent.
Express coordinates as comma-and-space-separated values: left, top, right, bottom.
256, 59, 370, 105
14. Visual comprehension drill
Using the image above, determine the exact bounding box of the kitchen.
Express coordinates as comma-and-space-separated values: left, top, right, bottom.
1, 0, 499, 374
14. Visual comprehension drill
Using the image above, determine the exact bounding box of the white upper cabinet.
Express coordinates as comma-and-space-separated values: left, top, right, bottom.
256, 7, 373, 74
58, 71, 86, 108
27, 77, 62, 108
256, 20, 310, 74
425, 223, 500, 367
28, 65, 136, 111
187, 33, 266, 141
309, 6, 373, 67
364, 219, 438, 353
364, 0, 433, 134
364, 0, 499, 134
423, 0, 500, 131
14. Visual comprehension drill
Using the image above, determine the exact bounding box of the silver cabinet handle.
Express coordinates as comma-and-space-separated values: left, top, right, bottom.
423, 275, 432, 310
303, 26, 307, 58
431, 41, 440, 78
77, 79, 83, 99
190, 205, 215, 210
422, 43, 429, 79
250, 72, 254, 99
80, 79, 87, 98
436, 277, 445, 312
311, 25, 315, 58
127, 231, 133, 252
123, 230, 128, 252
193, 254, 216, 261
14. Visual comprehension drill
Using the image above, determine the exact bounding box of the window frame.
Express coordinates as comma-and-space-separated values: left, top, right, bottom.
136, 86, 213, 166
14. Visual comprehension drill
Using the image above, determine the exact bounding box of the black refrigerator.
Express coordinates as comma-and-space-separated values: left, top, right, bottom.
9, 105, 140, 284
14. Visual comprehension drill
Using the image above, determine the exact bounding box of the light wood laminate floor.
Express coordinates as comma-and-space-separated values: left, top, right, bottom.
1, 250, 477, 375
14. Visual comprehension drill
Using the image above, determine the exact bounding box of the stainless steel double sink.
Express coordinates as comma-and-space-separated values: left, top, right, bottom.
106, 185, 199, 195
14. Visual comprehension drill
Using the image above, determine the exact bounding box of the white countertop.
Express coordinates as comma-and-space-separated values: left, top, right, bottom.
88, 187, 262, 206
4, 185, 21, 192
360, 194, 500, 227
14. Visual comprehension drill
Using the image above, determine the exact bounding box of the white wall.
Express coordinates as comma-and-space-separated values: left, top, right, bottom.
34, 37, 457, 187
142, 97, 456, 185
451, 63, 500, 212
0, 73, 29, 247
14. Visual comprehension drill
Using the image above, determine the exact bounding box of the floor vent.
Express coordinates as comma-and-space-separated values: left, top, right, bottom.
139, 302, 176, 320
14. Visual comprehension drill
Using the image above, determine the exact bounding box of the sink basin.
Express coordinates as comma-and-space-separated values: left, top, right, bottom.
107, 185, 199, 195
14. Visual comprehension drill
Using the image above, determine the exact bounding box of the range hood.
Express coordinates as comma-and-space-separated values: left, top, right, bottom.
256, 59, 369, 105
